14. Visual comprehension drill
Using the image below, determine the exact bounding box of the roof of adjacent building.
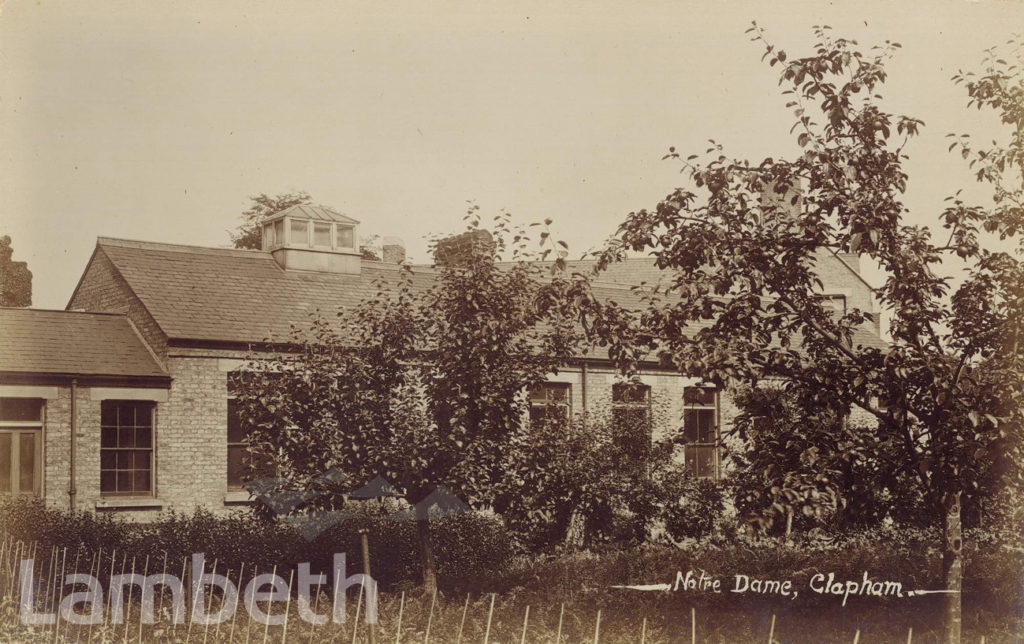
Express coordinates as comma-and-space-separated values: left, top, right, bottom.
78, 237, 886, 354
0, 308, 168, 379
261, 204, 360, 225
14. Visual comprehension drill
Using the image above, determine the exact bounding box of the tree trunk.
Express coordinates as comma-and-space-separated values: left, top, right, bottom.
415, 510, 438, 596
563, 508, 585, 550
941, 491, 963, 644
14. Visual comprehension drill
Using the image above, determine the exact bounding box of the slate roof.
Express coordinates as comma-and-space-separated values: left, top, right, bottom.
0, 308, 168, 379
90, 238, 434, 344
83, 237, 885, 354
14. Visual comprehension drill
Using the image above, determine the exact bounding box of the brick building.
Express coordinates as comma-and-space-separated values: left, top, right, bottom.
0, 205, 884, 516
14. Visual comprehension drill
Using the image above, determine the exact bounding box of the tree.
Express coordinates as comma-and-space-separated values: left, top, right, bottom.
230, 192, 314, 249
558, 27, 1023, 643
0, 235, 32, 307
233, 208, 583, 593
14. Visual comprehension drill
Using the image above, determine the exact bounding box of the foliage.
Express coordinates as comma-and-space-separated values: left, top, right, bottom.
496, 396, 725, 550
1, 498, 1020, 642
229, 191, 313, 249
0, 498, 513, 593
727, 383, 931, 532
235, 208, 582, 507
0, 235, 31, 307
551, 27, 1023, 639
232, 207, 583, 591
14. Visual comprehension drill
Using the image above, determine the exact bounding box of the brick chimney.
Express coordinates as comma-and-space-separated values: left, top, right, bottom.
433, 230, 495, 267
382, 236, 406, 264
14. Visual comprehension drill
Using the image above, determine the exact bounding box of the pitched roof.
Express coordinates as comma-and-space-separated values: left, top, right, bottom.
0, 308, 168, 379
92, 238, 433, 344
261, 204, 360, 225
88, 237, 885, 354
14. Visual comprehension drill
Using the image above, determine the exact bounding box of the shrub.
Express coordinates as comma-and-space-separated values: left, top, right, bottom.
657, 473, 726, 542
496, 394, 725, 551
0, 498, 513, 593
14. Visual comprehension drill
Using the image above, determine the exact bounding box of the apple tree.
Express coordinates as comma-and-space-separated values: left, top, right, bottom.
556, 27, 1023, 643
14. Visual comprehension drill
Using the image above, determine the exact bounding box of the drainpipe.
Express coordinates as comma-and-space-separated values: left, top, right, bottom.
581, 362, 588, 425
69, 377, 77, 511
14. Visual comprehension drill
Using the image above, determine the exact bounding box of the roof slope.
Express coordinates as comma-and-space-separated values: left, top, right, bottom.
91, 237, 885, 353
94, 238, 433, 344
0, 308, 167, 378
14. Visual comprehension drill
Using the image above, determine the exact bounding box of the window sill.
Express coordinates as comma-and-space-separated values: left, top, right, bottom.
95, 497, 164, 510
224, 489, 255, 504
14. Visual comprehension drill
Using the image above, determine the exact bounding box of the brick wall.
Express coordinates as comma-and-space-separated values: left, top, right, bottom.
67, 248, 168, 360
156, 356, 230, 512
39, 385, 102, 511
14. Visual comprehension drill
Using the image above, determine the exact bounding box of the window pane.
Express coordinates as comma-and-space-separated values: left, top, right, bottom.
133, 451, 150, 470
684, 446, 717, 478
274, 220, 284, 245
313, 223, 332, 247
227, 446, 244, 488
100, 471, 116, 493
133, 471, 151, 493
136, 426, 152, 448
264, 224, 275, 247
118, 403, 136, 427
101, 451, 116, 469
0, 399, 42, 422
290, 219, 309, 245
0, 434, 10, 492
19, 433, 35, 492
118, 426, 135, 448
101, 403, 118, 427
336, 226, 354, 248
699, 446, 716, 477
683, 409, 716, 443
683, 387, 715, 406
117, 471, 132, 493
101, 427, 118, 448
116, 451, 131, 469
227, 399, 245, 442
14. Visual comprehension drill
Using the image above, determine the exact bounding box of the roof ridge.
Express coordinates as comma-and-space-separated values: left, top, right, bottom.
98, 237, 273, 258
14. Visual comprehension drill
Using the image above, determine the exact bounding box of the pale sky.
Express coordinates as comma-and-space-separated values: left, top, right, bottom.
1, 0, 1021, 309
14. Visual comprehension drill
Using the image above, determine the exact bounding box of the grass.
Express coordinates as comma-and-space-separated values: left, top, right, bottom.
1, 575, 1022, 643
0, 531, 1021, 643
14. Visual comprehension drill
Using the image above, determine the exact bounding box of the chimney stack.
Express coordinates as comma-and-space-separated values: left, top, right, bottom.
434, 230, 494, 267
382, 236, 406, 264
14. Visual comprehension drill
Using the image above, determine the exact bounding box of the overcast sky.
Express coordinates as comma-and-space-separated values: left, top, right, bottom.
2, 0, 1020, 309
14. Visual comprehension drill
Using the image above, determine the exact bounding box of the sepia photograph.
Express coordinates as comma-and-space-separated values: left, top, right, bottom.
0, 1, 1022, 642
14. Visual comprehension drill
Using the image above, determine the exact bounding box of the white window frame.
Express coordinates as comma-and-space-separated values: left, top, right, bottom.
682, 386, 720, 479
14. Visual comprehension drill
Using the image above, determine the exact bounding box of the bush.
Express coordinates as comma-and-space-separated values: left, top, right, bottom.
0, 498, 513, 593
496, 395, 726, 551
657, 473, 726, 542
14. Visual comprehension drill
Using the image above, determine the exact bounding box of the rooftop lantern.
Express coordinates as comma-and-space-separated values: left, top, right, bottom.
261, 204, 361, 274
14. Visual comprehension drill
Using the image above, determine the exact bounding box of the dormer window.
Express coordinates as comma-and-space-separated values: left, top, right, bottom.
290, 219, 309, 244
336, 225, 354, 249
259, 204, 362, 274
313, 223, 332, 248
